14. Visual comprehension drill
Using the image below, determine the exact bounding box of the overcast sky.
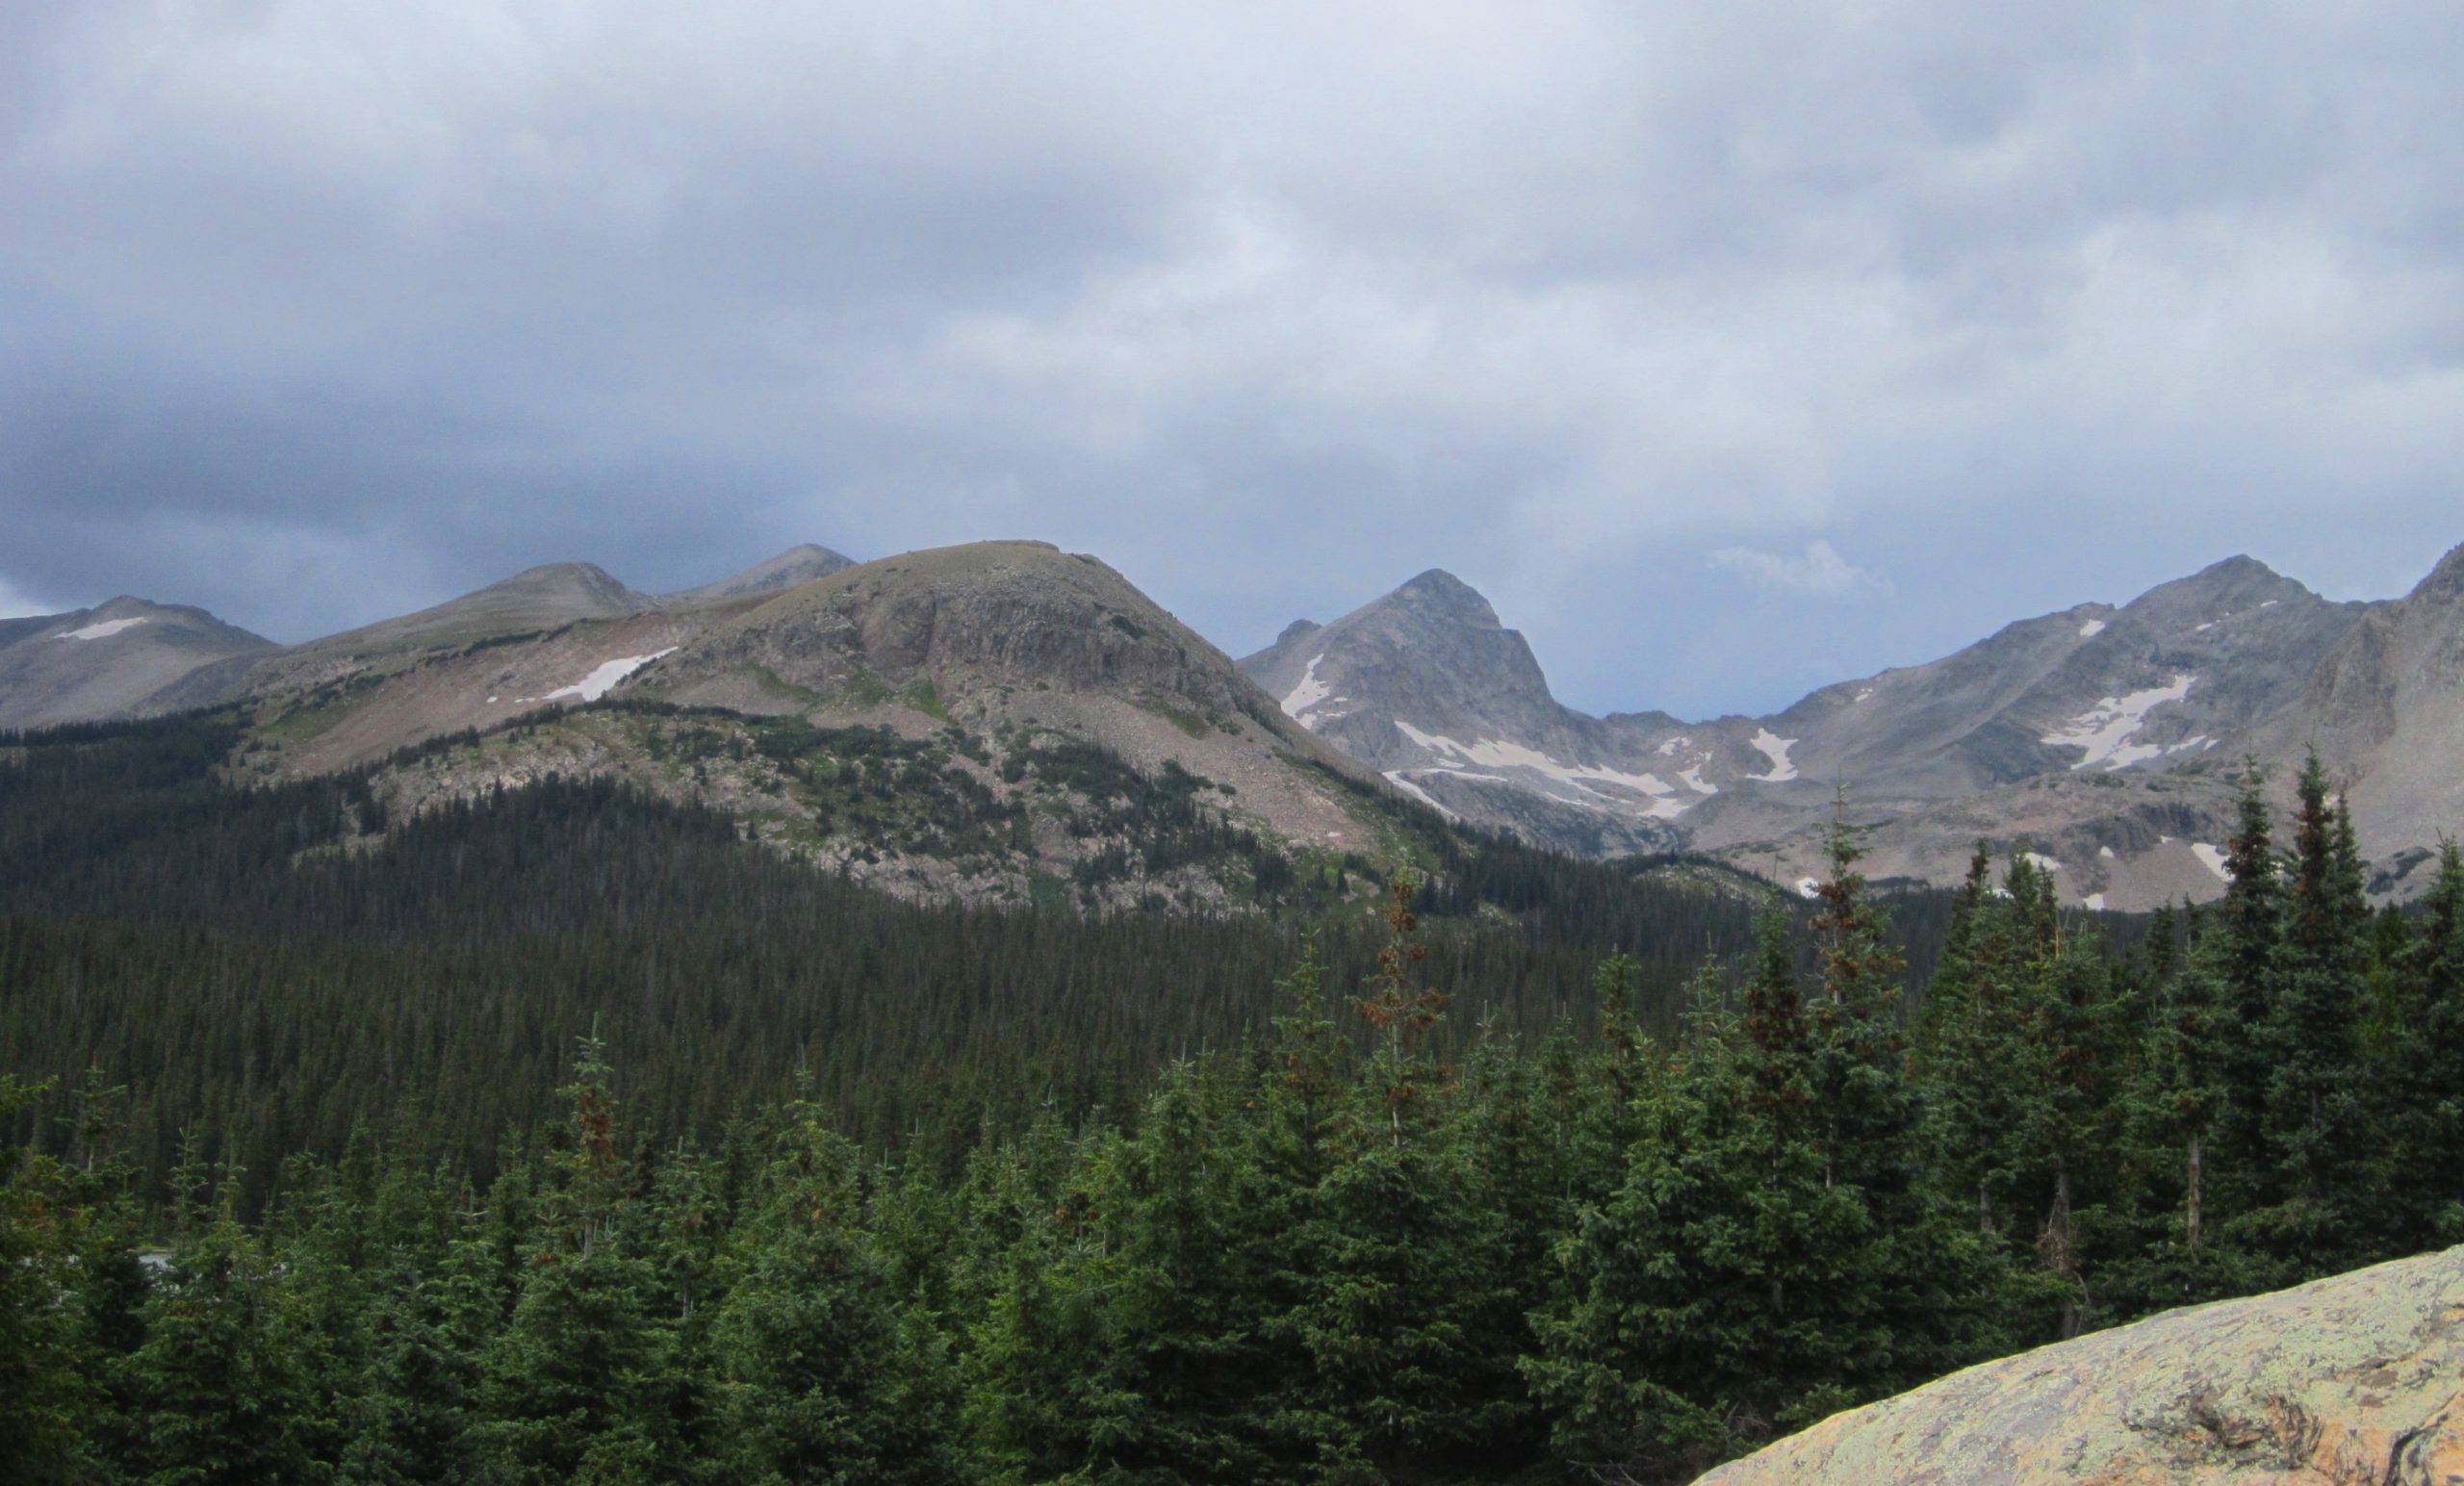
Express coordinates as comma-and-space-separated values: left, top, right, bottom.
5, 2, 2462, 718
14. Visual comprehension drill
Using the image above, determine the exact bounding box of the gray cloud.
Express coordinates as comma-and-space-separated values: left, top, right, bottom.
4, 1, 2461, 717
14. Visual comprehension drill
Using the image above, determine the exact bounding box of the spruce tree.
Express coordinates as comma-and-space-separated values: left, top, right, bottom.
0, 1077, 94, 1484
2381, 840, 2464, 1249
475, 1033, 665, 1481
126, 1156, 315, 1485
2211, 760, 2282, 1194
2255, 754, 2371, 1266
712, 1118, 962, 1485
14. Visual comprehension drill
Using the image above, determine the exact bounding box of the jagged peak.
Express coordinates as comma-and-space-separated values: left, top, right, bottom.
2119, 551, 2314, 625
2194, 552, 2280, 581
1274, 618, 1322, 648
2412, 541, 2464, 602
1387, 569, 1502, 628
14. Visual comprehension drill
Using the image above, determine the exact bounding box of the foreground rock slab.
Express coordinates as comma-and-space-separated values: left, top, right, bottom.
1696, 1245, 2464, 1484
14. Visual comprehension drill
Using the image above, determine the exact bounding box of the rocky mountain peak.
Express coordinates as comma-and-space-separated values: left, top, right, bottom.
0, 596, 278, 732
507, 561, 643, 611
664, 544, 857, 604
1391, 569, 1502, 628
652, 541, 1317, 746
1235, 567, 1695, 858
2123, 552, 2309, 628
1272, 618, 1322, 648
2414, 541, 2464, 603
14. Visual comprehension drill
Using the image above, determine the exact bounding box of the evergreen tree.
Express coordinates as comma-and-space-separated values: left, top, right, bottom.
713, 1117, 962, 1485
2253, 754, 2371, 1266
2379, 840, 2464, 1249
341, 1262, 484, 1484
1912, 849, 2029, 1245
475, 1033, 665, 1481
2211, 760, 2282, 1190
125, 1152, 314, 1485
1270, 873, 1524, 1480
0, 1076, 94, 1484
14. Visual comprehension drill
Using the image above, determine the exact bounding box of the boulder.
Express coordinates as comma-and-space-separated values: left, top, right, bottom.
1695, 1246, 2464, 1484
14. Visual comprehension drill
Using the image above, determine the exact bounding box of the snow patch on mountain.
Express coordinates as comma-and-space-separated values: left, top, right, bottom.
2041, 676, 2194, 770
1381, 770, 1455, 818
1393, 721, 1691, 817
2192, 842, 2233, 881
2022, 852, 2061, 872
523, 649, 677, 705
1746, 729, 1800, 781
1280, 653, 1336, 724
2084, 892, 2106, 910
2078, 619, 2107, 638
55, 617, 150, 641
1796, 877, 1823, 900
1678, 764, 1716, 795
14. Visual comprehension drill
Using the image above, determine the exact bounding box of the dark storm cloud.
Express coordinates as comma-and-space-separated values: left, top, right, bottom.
4, 1, 2461, 715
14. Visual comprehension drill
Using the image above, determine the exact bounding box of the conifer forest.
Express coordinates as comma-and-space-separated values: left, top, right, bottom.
4, 715, 2460, 1483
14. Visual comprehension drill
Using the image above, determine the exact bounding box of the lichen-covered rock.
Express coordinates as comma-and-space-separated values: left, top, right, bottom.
1694, 1246, 2464, 1485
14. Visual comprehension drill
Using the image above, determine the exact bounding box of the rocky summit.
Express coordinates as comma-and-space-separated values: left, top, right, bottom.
1240, 568, 1695, 858
1694, 1244, 2464, 1485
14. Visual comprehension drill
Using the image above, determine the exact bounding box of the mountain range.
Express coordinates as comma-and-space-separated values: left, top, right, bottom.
1242, 545, 2464, 910
7, 535, 2460, 911
1, 541, 1430, 912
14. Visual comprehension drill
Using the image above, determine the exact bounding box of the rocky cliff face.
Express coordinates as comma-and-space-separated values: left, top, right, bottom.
2241, 543, 2464, 899
1694, 1245, 2464, 1485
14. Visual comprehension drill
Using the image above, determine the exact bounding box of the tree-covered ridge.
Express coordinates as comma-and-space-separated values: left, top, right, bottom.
0, 712, 1776, 1213
4, 746, 2460, 1481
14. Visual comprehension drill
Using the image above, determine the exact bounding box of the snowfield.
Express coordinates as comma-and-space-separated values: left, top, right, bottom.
1380, 770, 1455, 818
1745, 729, 1799, 781
2040, 676, 2194, 770
523, 649, 678, 705
55, 617, 150, 641
1280, 654, 1337, 725
1393, 721, 1693, 818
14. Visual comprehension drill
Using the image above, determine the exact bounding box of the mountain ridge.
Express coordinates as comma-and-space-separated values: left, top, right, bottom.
12, 536, 2458, 910
1238, 546, 2432, 908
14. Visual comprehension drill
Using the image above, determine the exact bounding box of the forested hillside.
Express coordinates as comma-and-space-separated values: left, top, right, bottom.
3, 707, 2458, 1481
0, 711, 1772, 1211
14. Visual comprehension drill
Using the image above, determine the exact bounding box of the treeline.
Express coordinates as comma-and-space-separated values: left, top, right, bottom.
4, 756, 2460, 1483
0, 712, 1778, 1209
